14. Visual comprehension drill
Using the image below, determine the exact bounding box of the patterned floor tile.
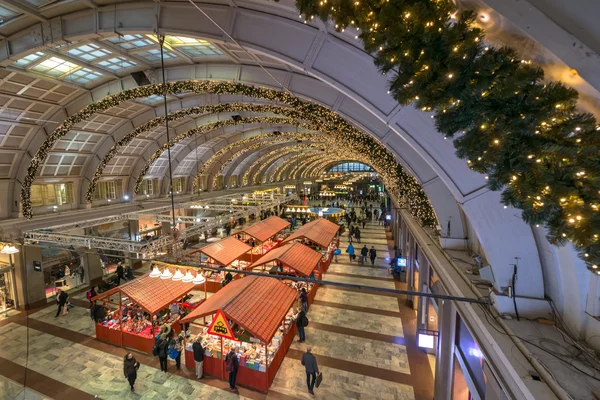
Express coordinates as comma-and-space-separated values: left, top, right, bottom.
308, 304, 403, 337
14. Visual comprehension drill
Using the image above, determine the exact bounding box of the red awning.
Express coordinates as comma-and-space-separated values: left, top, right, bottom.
236, 216, 290, 242
281, 218, 340, 248
91, 268, 197, 315
195, 237, 252, 266
248, 242, 322, 277
181, 276, 297, 344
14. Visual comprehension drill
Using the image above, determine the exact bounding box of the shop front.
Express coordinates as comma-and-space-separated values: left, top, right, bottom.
181, 275, 298, 392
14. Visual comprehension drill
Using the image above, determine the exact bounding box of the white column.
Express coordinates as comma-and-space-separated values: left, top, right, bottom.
434, 299, 457, 400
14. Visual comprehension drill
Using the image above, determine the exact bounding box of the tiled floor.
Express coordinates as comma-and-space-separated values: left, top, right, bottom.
0, 202, 433, 400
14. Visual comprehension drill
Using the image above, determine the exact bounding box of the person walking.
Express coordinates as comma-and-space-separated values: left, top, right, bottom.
300, 288, 309, 313
123, 352, 140, 392
156, 333, 169, 372
362, 218, 366, 229
86, 286, 97, 308
225, 347, 239, 391
369, 246, 377, 266
346, 243, 355, 262
55, 289, 68, 317
125, 265, 134, 281
360, 245, 368, 265
347, 226, 353, 243
192, 336, 205, 379
301, 347, 320, 395
296, 308, 308, 343
116, 262, 124, 285
355, 228, 361, 244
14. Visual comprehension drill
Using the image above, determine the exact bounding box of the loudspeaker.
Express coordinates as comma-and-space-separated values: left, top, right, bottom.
131, 71, 151, 87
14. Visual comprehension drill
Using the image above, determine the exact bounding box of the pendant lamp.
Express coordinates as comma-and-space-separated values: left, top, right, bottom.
192, 272, 206, 285
149, 266, 161, 278
182, 270, 195, 283
172, 269, 184, 281
160, 268, 173, 280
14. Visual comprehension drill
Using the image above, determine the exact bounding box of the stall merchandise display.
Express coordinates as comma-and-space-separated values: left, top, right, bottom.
250, 239, 277, 255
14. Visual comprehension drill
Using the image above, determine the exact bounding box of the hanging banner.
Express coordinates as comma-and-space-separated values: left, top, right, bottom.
207, 310, 236, 340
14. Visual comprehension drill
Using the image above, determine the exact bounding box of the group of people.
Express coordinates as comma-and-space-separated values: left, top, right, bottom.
346, 243, 378, 265
115, 262, 134, 286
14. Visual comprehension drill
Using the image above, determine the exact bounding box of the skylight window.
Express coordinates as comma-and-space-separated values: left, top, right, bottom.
67, 43, 112, 62
31, 57, 79, 77
97, 57, 137, 72
136, 49, 177, 62
164, 35, 223, 57
0, 4, 20, 24
64, 68, 103, 85
13, 52, 46, 68
137, 95, 165, 105
106, 34, 154, 50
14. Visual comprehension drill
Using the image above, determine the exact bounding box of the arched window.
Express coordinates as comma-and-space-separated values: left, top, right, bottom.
329, 162, 372, 173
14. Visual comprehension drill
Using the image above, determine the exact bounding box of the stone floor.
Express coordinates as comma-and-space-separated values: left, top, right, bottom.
0, 201, 433, 400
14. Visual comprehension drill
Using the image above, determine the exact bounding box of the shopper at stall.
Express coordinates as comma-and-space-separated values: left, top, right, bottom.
192, 336, 205, 379
171, 332, 184, 370
225, 347, 240, 391
125, 265, 134, 281
360, 245, 368, 265
346, 243, 355, 262
123, 352, 140, 392
301, 347, 320, 395
55, 289, 69, 317
300, 288, 309, 313
154, 326, 171, 372
116, 262, 125, 285
86, 286, 97, 308
369, 246, 377, 266
296, 309, 308, 343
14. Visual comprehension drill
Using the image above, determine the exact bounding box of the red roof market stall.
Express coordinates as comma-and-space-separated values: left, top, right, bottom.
281, 218, 340, 272
189, 237, 252, 292
91, 266, 205, 354
234, 216, 290, 261
181, 276, 299, 392
247, 242, 323, 307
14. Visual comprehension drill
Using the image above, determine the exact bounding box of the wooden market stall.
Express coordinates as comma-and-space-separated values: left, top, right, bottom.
181, 276, 298, 392
281, 218, 340, 273
91, 267, 203, 354
234, 216, 290, 261
189, 236, 252, 292
247, 242, 323, 306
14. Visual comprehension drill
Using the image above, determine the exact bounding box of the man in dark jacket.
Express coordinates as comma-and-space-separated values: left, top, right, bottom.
55, 289, 68, 317
157, 337, 169, 372
225, 347, 239, 391
116, 262, 124, 285
192, 337, 205, 379
369, 246, 377, 266
360, 245, 368, 264
301, 347, 319, 395
296, 309, 308, 342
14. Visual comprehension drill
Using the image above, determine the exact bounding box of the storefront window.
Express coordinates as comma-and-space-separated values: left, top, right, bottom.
456, 318, 487, 397
0, 269, 16, 313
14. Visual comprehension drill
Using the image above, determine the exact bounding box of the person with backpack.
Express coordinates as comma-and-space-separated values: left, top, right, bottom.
192, 336, 205, 379
296, 309, 309, 343
225, 347, 239, 391
346, 243, 355, 262
123, 352, 140, 392
369, 246, 377, 266
360, 245, 368, 265
301, 346, 320, 395
86, 286, 97, 308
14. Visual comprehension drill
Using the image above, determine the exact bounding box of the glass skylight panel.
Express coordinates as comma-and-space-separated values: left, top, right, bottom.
22, 0, 53, 7
0, 4, 20, 24
13, 52, 46, 68
64, 68, 103, 85
67, 43, 112, 62
137, 94, 165, 105
106, 34, 154, 50
31, 57, 79, 77
164, 35, 223, 57
136, 49, 177, 62
96, 57, 137, 72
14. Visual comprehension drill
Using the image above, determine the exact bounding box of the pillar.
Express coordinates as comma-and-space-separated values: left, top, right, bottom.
18, 245, 45, 309
128, 220, 139, 241
83, 251, 103, 287
434, 299, 457, 400
416, 257, 430, 330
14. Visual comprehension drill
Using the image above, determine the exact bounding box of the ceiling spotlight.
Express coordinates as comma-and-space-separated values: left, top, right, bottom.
123, 195, 130, 200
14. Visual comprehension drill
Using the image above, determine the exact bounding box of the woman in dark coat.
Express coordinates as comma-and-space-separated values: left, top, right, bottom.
123, 352, 140, 392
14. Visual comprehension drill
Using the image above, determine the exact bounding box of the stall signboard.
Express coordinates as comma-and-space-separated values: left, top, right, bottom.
207, 310, 236, 340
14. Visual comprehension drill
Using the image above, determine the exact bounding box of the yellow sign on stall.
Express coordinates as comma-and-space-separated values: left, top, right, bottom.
207, 310, 236, 340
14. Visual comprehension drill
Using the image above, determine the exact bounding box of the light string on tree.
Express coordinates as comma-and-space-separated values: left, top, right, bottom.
22, 80, 437, 228
294, 0, 600, 271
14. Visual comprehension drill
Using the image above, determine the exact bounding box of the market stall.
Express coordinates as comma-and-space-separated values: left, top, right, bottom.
281, 218, 340, 273
91, 267, 205, 354
234, 216, 290, 261
181, 276, 298, 392
247, 242, 323, 306
188, 236, 252, 292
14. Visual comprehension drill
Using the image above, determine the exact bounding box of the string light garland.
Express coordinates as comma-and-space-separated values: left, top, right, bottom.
22, 80, 437, 229
295, 0, 600, 271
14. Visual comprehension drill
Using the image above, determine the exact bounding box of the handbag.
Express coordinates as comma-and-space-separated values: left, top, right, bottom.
315, 372, 323, 388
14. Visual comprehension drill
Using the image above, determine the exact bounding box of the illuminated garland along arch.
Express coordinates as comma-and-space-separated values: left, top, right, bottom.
303, 158, 341, 179
273, 152, 320, 183
289, 154, 333, 181
194, 131, 327, 190
311, 159, 367, 177
88, 103, 315, 201
209, 137, 331, 190
242, 145, 329, 186
133, 117, 313, 195
264, 151, 327, 183
272, 150, 349, 183
22, 81, 436, 228
295, 1, 600, 269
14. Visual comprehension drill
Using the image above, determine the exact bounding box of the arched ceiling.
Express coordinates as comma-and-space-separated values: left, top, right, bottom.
1, 0, 597, 292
